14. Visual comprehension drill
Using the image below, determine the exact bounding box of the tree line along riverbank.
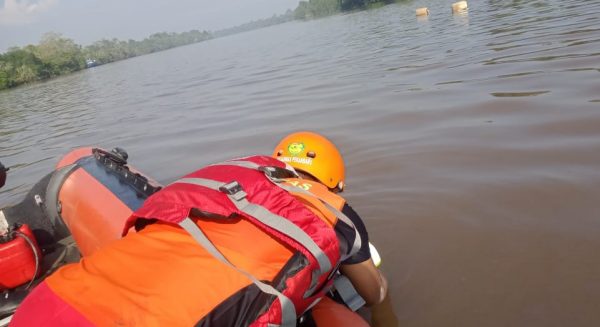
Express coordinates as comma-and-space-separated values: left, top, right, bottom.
0, 31, 212, 91
0, 0, 398, 91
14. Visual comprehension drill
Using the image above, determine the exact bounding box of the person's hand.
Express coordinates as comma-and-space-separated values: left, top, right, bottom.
340, 259, 386, 306
371, 289, 399, 327
0, 161, 7, 188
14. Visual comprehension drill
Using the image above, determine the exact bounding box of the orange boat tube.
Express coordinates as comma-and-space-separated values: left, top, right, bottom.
51, 148, 161, 256
2, 147, 160, 254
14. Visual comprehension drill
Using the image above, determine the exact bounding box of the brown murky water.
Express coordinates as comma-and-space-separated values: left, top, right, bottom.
1, 0, 600, 325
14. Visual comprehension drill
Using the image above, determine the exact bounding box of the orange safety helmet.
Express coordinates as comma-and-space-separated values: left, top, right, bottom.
272, 131, 345, 191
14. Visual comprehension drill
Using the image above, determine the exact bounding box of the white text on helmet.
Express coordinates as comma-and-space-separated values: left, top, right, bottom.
279, 156, 313, 165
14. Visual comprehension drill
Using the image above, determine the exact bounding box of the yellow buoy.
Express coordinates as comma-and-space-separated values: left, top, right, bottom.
416, 7, 429, 16
452, 1, 468, 12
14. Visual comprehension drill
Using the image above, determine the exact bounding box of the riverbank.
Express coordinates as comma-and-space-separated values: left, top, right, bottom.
0, 0, 401, 92
293, 0, 398, 19
0, 30, 212, 91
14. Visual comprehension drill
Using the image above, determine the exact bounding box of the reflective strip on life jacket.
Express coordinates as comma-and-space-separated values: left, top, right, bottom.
178, 217, 296, 327
116, 155, 347, 324
210, 159, 362, 261
175, 177, 331, 298
271, 181, 361, 261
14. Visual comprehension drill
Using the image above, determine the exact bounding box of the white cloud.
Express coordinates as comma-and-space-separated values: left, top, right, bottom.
0, 0, 58, 25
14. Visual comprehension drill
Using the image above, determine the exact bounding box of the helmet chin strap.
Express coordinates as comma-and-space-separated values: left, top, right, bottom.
297, 170, 345, 194
296, 170, 318, 182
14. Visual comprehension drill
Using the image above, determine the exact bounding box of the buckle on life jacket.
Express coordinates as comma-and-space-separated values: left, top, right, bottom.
259, 166, 298, 180
218, 181, 246, 201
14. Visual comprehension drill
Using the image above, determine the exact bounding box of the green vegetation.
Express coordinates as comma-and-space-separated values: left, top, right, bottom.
342, 0, 397, 11
83, 30, 211, 65
0, 33, 85, 89
215, 10, 294, 38
294, 0, 396, 19
0, 0, 396, 91
0, 30, 211, 91
294, 0, 339, 19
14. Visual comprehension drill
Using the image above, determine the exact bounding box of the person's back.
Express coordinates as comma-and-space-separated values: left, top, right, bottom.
11, 132, 396, 326
39, 219, 297, 325
11, 154, 362, 326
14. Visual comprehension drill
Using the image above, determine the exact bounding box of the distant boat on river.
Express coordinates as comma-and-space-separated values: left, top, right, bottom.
85, 59, 99, 68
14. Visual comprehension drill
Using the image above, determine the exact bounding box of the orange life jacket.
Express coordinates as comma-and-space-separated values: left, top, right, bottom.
43, 155, 361, 326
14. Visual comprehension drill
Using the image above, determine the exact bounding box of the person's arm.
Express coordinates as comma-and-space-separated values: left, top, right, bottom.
0, 161, 7, 189
337, 203, 399, 326
339, 259, 388, 306
371, 290, 399, 327
336, 204, 388, 306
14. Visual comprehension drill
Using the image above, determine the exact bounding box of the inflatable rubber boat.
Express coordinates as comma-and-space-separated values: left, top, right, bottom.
0, 147, 372, 326
0, 147, 161, 325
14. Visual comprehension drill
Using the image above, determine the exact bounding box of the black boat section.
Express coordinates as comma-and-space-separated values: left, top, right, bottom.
0, 147, 161, 323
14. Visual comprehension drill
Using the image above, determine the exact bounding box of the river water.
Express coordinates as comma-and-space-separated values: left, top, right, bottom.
1, 0, 600, 325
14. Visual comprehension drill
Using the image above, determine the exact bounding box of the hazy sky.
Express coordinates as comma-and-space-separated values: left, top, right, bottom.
0, 0, 299, 52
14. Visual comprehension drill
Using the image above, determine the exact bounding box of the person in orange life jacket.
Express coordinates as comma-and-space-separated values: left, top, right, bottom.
272, 132, 396, 327
10, 132, 394, 326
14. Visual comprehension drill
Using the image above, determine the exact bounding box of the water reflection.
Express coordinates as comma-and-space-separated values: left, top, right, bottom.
452, 10, 469, 26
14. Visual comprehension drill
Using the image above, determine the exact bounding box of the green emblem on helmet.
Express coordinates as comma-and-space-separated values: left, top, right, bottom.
288, 142, 304, 156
